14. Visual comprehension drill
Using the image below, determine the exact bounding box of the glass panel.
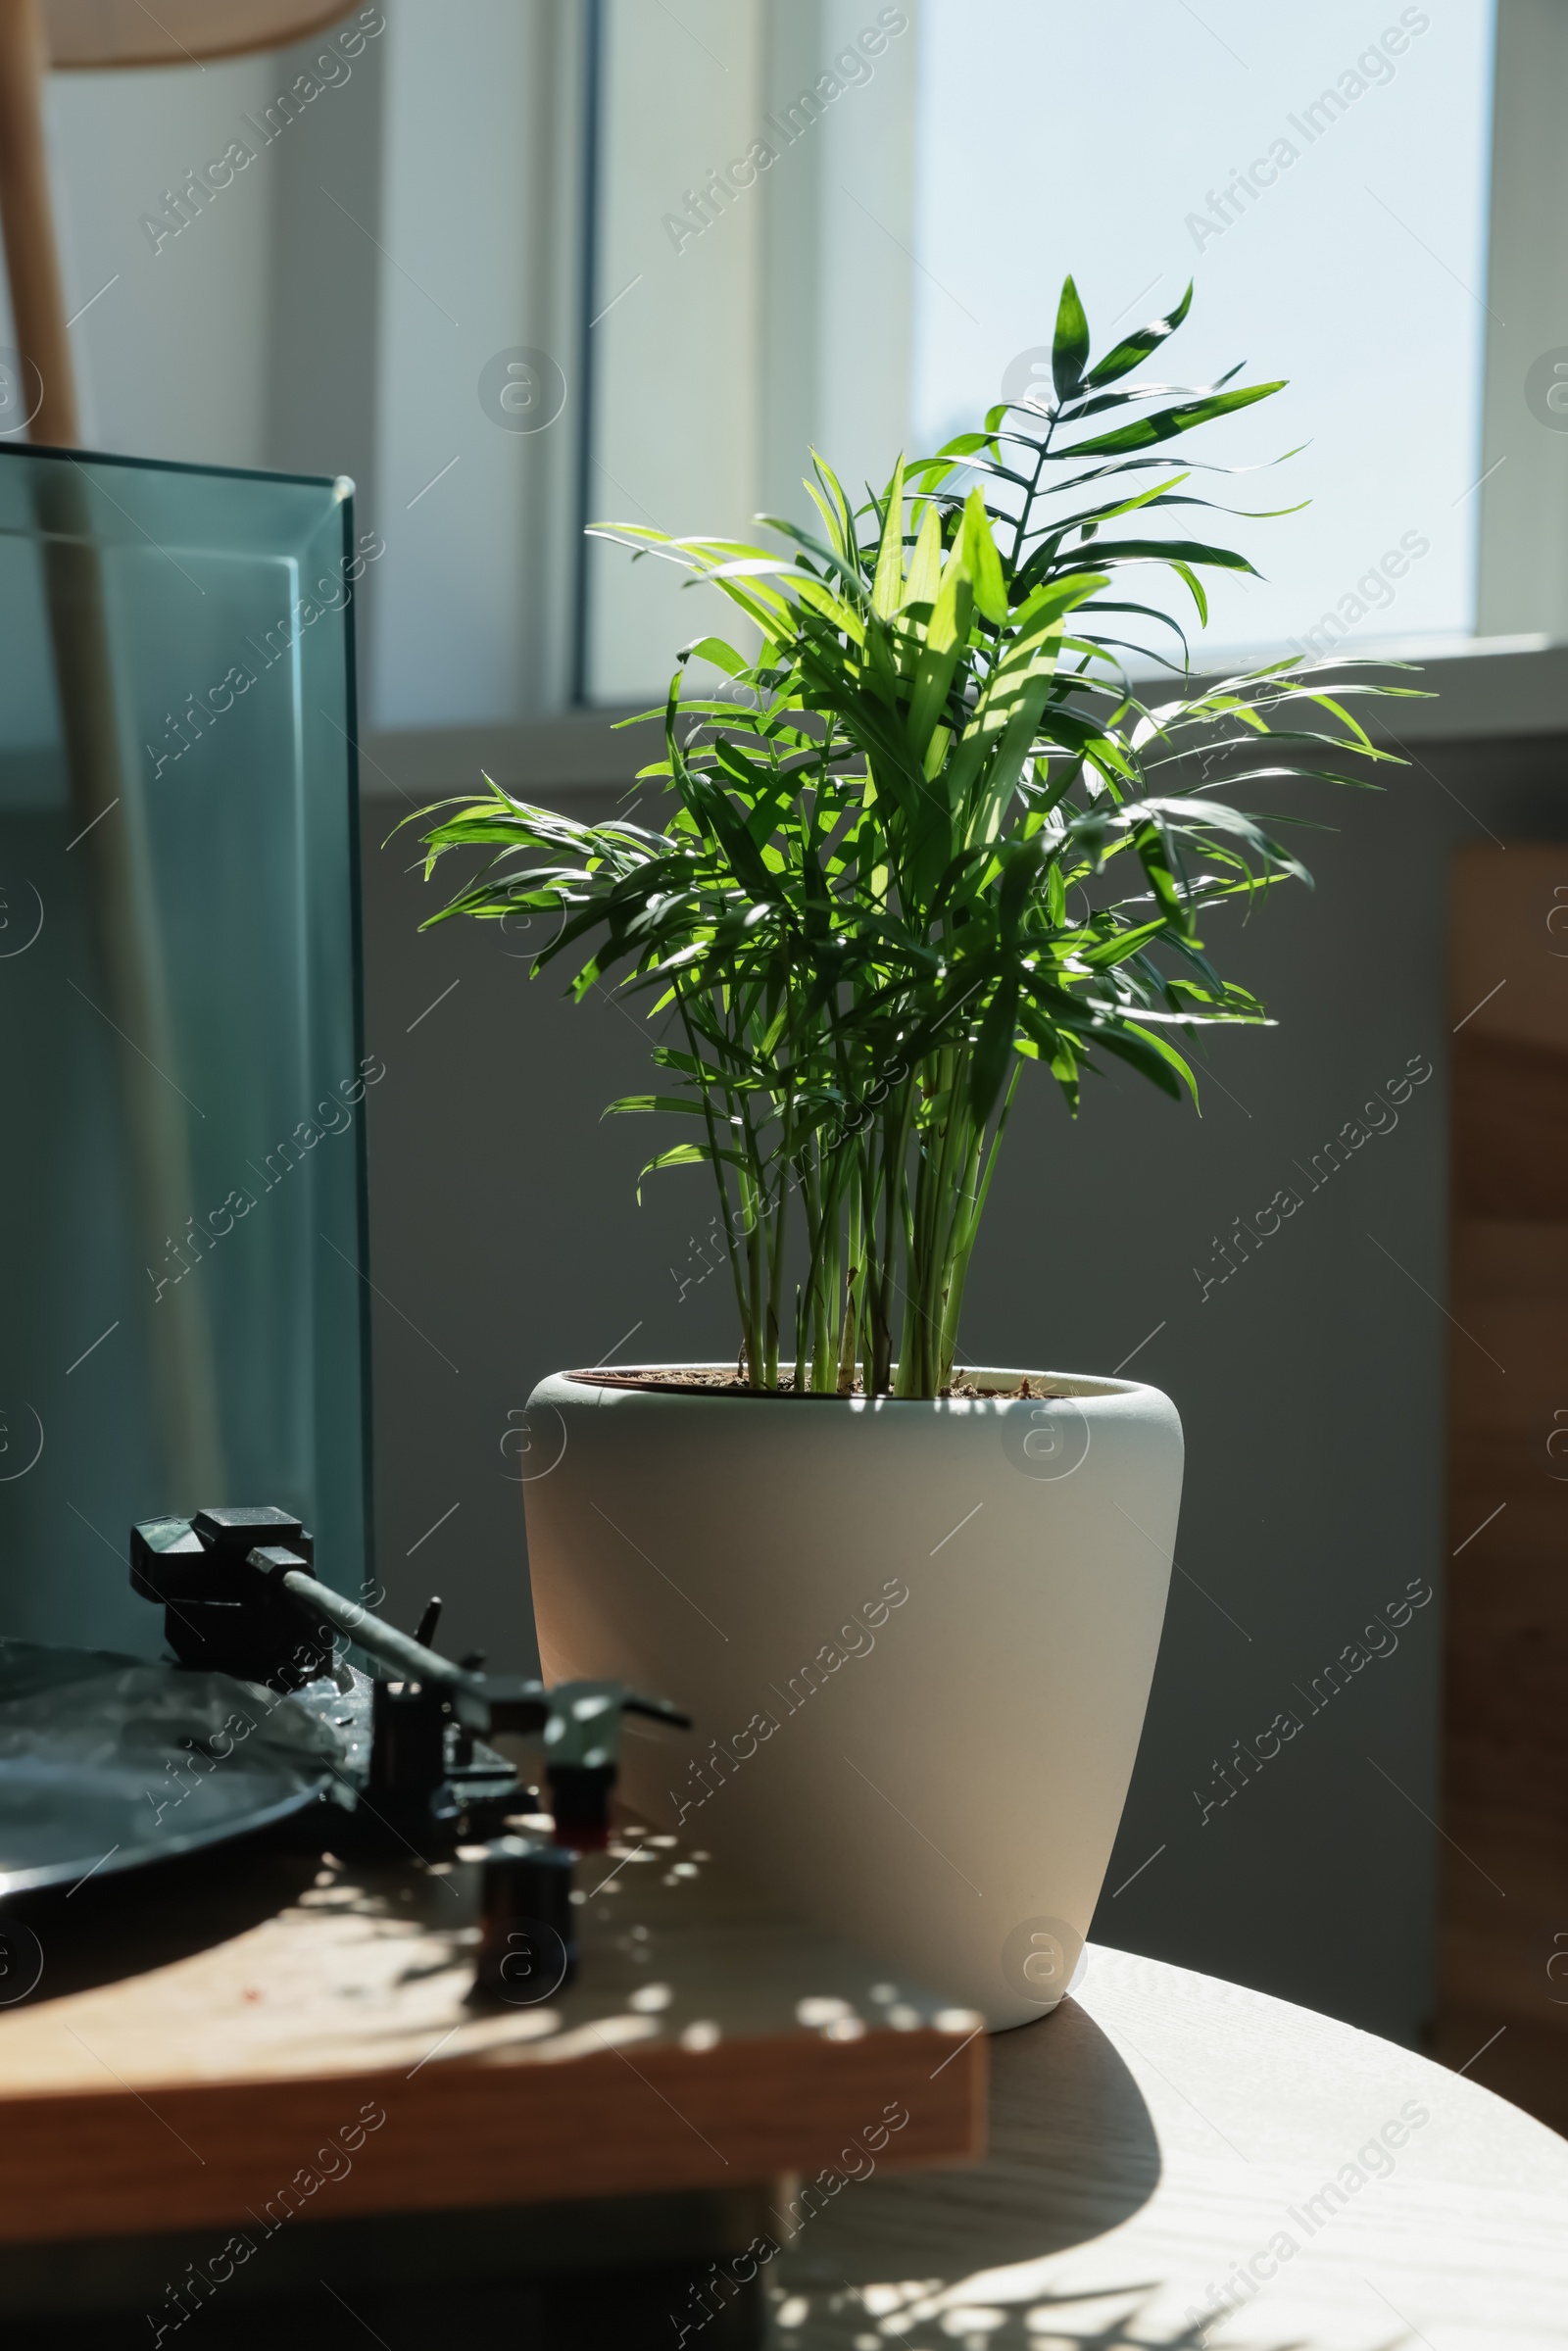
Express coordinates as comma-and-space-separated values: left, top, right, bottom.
912, 0, 1495, 660
0, 444, 374, 1651
586, 1, 1494, 688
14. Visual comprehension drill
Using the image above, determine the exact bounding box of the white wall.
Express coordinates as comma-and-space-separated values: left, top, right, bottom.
778, 0, 916, 517
43, 54, 279, 466
28, 4, 584, 737
1476, 0, 1568, 635
586, 0, 768, 704
369, 0, 585, 730
586, 0, 919, 705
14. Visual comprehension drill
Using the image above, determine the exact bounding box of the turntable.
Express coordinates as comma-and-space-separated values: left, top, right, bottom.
0, 1504, 986, 2347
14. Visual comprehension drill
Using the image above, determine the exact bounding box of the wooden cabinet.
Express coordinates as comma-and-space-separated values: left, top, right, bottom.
1440, 845, 1568, 2126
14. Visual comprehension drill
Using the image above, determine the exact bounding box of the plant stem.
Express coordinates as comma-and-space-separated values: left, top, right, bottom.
870, 1084, 911, 1396
766, 1070, 793, 1389
686, 1001, 750, 1352
837, 1176, 861, 1393
940, 1061, 1021, 1383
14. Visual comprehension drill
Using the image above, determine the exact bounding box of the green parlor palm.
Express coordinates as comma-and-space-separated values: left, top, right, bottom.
409, 277, 1412, 1396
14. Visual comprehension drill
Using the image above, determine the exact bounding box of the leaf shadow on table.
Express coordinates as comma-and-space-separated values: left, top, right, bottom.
768, 1991, 1193, 2348
768, 2280, 1248, 2351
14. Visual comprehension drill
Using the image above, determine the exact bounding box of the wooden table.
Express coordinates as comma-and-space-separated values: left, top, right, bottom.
0, 1817, 984, 2343
768, 1942, 1568, 2350
5, 1841, 1563, 2349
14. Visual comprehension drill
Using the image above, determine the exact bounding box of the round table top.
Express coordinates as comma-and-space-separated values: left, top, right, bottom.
769, 1941, 1568, 2350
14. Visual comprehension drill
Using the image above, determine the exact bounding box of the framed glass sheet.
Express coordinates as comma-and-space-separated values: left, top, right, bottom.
0, 444, 374, 1649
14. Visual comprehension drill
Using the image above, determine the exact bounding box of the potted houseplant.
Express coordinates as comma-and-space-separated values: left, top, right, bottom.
410, 280, 1402, 2026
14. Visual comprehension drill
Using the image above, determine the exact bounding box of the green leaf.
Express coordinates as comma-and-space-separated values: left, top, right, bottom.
961, 485, 1008, 626
1053, 274, 1091, 402
634, 1143, 719, 1203
1054, 535, 1261, 578
680, 634, 750, 677
1077, 916, 1169, 968
1084, 1024, 1185, 1101
903, 502, 943, 615
905, 544, 974, 762
970, 981, 1019, 1123
604, 1094, 709, 1117
1067, 380, 1286, 457
1081, 282, 1194, 391
872, 456, 907, 619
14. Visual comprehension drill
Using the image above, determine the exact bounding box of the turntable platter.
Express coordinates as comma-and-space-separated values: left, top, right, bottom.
0, 1644, 358, 1895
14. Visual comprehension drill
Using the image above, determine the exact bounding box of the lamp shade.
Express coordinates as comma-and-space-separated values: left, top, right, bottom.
44, 0, 359, 69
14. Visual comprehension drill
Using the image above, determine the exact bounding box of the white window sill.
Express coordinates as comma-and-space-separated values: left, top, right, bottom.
358, 636, 1568, 805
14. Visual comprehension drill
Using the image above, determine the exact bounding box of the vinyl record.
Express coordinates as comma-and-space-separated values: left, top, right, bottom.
0, 1641, 364, 1896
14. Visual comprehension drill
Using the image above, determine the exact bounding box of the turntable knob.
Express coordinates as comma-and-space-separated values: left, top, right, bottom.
474, 1837, 577, 2001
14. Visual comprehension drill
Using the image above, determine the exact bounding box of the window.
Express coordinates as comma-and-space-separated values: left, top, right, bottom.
585, 0, 923, 705
30, 0, 1533, 740
910, 0, 1494, 664
585, 0, 1496, 702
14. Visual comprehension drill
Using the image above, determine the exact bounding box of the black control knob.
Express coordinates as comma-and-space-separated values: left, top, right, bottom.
474, 1837, 577, 2002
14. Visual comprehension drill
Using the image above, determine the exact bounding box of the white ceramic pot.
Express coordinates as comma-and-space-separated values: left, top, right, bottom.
522, 1365, 1182, 2029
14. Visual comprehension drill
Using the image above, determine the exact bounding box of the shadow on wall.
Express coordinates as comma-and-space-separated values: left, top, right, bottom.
359, 789, 741, 1677
359, 733, 1568, 2048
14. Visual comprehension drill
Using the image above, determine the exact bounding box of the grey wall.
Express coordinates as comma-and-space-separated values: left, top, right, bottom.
358, 724, 1568, 2047
23, 0, 1559, 2062
262, 27, 386, 502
